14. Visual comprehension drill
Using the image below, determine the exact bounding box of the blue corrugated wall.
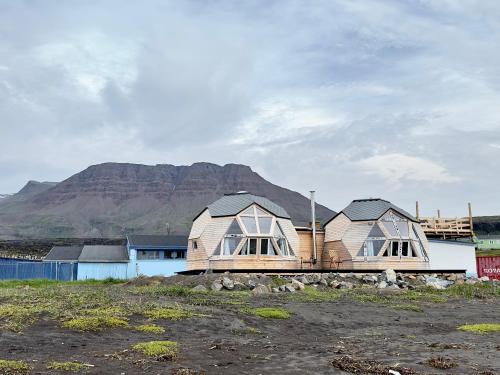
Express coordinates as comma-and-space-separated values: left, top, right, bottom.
77, 263, 129, 280
0, 258, 77, 281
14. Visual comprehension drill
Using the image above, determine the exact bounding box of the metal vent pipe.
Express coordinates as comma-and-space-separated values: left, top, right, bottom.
310, 191, 317, 264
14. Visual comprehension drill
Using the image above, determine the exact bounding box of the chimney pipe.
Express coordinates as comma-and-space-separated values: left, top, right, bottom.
310, 191, 317, 265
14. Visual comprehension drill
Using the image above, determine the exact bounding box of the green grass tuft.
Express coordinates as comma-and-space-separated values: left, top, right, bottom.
134, 324, 165, 334
62, 316, 128, 331
47, 361, 86, 372
457, 323, 500, 334
132, 341, 178, 359
241, 307, 290, 319
0, 359, 31, 373
144, 306, 195, 320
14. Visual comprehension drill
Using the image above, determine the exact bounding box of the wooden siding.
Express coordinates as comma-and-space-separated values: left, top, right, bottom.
297, 230, 325, 269
336, 258, 429, 270
189, 209, 210, 240
341, 222, 372, 257
201, 217, 233, 257
324, 213, 351, 242
187, 235, 209, 270
277, 218, 300, 254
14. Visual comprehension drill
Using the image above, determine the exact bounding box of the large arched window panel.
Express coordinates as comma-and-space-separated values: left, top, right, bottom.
237, 205, 275, 235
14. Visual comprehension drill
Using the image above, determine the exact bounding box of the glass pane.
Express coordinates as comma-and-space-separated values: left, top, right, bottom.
239, 239, 248, 255
277, 238, 288, 255
223, 237, 241, 255
260, 238, 269, 255
268, 240, 277, 255
401, 241, 409, 256
274, 221, 285, 237
241, 207, 254, 215
410, 242, 419, 257
383, 221, 399, 237
367, 223, 385, 238
258, 217, 272, 234
288, 244, 294, 256
137, 250, 160, 260
397, 222, 409, 237
249, 239, 257, 255
241, 216, 258, 233
255, 207, 269, 216
226, 219, 243, 235
213, 241, 222, 256
391, 242, 399, 256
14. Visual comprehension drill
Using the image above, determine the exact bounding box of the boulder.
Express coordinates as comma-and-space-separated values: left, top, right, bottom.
425, 276, 452, 289
377, 281, 388, 289
330, 280, 340, 289
252, 284, 270, 295
338, 281, 354, 289
232, 281, 247, 291
222, 276, 234, 290
309, 274, 322, 283
279, 285, 287, 292
211, 281, 223, 292
246, 279, 257, 289
291, 279, 305, 290
406, 275, 416, 280
479, 276, 490, 282
271, 287, 280, 293
363, 275, 378, 284
446, 274, 458, 281
465, 278, 477, 285
298, 275, 310, 285
192, 285, 208, 292
319, 278, 328, 287
284, 284, 296, 293
382, 269, 397, 284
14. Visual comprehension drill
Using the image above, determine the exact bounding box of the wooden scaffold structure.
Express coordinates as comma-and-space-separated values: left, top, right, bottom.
416, 202, 474, 239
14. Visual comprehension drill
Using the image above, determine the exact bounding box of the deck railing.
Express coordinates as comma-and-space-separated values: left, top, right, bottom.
419, 217, 473, 238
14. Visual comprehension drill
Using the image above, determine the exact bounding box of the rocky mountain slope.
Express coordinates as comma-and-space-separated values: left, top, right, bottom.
0, 162, 335, 239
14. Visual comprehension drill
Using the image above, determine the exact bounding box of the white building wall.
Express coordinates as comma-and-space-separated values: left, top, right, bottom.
428, 240, 477, 276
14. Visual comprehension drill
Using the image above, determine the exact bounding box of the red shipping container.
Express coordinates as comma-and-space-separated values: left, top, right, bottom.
476, 256, 500, 280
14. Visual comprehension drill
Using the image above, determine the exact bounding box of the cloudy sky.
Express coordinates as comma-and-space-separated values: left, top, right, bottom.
1, 0, 499, 216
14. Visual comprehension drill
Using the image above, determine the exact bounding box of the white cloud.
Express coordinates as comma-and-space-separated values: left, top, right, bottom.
356, 153, 461, 185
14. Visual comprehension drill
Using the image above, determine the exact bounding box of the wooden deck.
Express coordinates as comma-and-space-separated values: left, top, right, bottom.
419, 216, 473, 239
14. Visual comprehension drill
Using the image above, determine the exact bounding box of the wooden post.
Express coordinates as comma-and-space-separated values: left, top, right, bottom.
416, 201, 420, 220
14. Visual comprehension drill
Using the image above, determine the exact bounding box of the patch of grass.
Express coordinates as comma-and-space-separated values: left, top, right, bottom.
445, 283, 499, 299
132, 285, 196, 297
457, 323, 500, 334
135, 324, 165, 334
47, 361, 86, 372
84, 306, 129, 318
0, 303, 45, 332
144, 306, 195, 320
241, 307, 290, 319
285, 286, 342, 303
62, 316, 129, 331
426, 356, 458, 369
132, 341, 178, 360
0, 359, 31, 374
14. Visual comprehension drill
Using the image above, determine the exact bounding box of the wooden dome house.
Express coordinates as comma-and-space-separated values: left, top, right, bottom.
187, 192, 301, 271
323, 199, 430, 270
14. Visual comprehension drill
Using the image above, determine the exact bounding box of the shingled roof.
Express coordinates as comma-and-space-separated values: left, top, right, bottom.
78, 245, 129, 263
44, 246, 83, 262
203, 192, 291, 219
127, 234, 188, 248
327, 198, 417, 224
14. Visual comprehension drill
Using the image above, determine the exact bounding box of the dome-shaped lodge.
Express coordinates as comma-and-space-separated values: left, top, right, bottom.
187, 192, 301, 271
323, 199, 430, 270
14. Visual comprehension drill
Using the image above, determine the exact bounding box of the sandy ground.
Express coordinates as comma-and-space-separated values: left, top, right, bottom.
1, 292, 499, 375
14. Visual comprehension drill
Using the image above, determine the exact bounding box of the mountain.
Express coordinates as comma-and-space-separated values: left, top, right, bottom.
0, 194, 11, 200
0, 162, 335, 239
473, 216, 500, 236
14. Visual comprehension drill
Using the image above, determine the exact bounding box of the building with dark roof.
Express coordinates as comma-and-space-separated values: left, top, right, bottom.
126, 234, 188, 277
43, 246, 83, 262
188, 192, 300, 271
322, 199, 430, 270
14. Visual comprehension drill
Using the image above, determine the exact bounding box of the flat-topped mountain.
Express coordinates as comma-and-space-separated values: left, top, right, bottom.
0, 162, 335, 239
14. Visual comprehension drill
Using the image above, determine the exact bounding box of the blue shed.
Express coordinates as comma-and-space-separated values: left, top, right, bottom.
126, 234, 188, 277
77, 245, 129, 280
